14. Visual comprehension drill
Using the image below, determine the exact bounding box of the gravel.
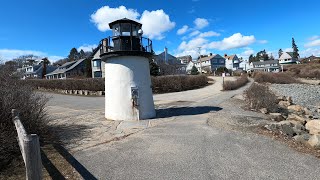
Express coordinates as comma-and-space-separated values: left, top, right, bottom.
270, 83, 320, 112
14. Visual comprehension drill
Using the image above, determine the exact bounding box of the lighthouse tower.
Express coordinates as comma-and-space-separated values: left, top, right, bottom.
100, 18, 156, 121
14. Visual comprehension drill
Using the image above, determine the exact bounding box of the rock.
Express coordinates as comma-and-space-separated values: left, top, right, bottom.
286, 120, 303, 126
286, 96, 293, 104
293, 124, 307, 135
287, 105, 304, 113
277, 96, 286, 102
293, 134, 310, 144
287, 114, 307, 124
260, 108, 268, 114
78, 90, 83, 95
269, 113, 285, 122
307, 135, 320, 149
84, 90, 88, 96
304, 107, 313, 116
280, 123, 296, 137
97, 91, 103, 96
305, 120, 320, 135
279, 101, 291, 108
265, 124, 277, 131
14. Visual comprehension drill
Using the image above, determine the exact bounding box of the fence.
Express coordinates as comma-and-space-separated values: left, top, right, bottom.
12, 109, 42, 180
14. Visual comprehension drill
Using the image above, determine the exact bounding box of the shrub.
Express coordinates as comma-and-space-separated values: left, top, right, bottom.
0, 66, 51, 171
253, 72, 300, 84
223, 74, 249, 90
285, 64, 320, 79
190, 66, 199, 75
151, 75, 208, 93
244, 83, 279, 113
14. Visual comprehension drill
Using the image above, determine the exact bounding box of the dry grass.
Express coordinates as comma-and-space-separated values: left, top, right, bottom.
223, 74, 249, 91
244, 83, 279, 113
285, 64, 320, 79
253, 72, 300, 84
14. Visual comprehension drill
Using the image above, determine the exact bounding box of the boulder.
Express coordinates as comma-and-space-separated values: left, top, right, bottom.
287, 114, 307, 124
307, 135, 320, 149
286, 96, 293, 104
260, 108, 268, 114
277, 96, 286, 102
97, 91, 103, 96
305, 120, 320, 135
287, 105, 304, 113
293, 134, 310, 144
304, 107, 313, 116
279, 101, 291, 108
78, 90, 83, 95
269, 113, 285, 122
280, 123, 296, 137
293, 124, 307, 135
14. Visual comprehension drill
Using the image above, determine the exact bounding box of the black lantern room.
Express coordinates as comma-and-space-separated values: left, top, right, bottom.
100, 18, 153, 57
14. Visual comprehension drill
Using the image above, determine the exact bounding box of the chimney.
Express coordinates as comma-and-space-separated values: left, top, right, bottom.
224, 54, 228, 58
209, 53, 212, 56
164, 47, 168, 64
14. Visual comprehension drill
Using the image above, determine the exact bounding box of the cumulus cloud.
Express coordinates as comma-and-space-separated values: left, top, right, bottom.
198, 31, 220, 38
258, 40, 268, 44
90, 6, 175, 40
238, 48, 255, 59
178, 37, 208, 51
300, 48, 320, 57
305, 39, 320, 47
207, 33, 256, 50
90, 6, 140, 32
78, 44, 97, 52
283, 47, 293, 52
0, 49, 64, 62
177, 25, 189, 35
308, 35, 320, 41
140, 9, 176, 40
189, 30, 201, 37
194, 18, 209, 29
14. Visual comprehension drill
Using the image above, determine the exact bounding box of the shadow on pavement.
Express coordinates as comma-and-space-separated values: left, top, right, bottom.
156, 106, 222, 118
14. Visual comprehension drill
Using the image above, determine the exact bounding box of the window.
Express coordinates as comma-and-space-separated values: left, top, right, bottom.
219, 59, 225, 63
93, 60, 101, 67
121, 23, 131, 36
94, 71, 102, 78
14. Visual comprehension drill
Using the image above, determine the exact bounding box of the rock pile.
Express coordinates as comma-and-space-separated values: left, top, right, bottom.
264, 95, 320, 149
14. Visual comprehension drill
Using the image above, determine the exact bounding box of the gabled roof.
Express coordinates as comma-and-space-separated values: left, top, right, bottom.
197, 54, 224, 62
155, 51, 181, 65
225, 54, 237, 60
286, 52, 294, 57
252, 60, 279, 65
46, 59, 86, 76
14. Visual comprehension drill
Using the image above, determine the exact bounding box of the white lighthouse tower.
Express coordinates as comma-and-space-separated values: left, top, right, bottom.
100, 18, 156, 121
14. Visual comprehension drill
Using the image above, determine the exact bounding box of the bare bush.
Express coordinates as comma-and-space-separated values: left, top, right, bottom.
0, 65, 51, 171
285, 64, 320, 79
253, 72, 300, 84
244, 83, 279, 113
223, 74, 249, 90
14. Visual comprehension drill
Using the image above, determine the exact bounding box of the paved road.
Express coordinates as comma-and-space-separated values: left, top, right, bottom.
62, 77, 320, 180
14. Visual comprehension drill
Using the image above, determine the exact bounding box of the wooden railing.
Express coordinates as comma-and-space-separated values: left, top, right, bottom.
12, 109, 42, 180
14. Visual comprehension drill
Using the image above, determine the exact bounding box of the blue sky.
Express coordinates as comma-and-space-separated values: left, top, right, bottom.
1, 0, 320, 61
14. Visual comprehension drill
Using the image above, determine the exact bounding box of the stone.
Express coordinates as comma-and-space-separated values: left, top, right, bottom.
305, 120, 320, 135
287, 114, 307, 124
286, 96, 293, 104
279, 101, 291, 108
307, 135, 320, 149
269, 113, 285, 122
293, 134, 310, 144
97, 91, 103, 96
277, 96, 286, 101
287, 105, 304, 113
260, 108, 268, 114
304, 107, 313, 116
265, 124, 277, 131
280, 123, 296, 137
293, 124, 307, 135
78, 90, 83, 95
83, 90, 88, 95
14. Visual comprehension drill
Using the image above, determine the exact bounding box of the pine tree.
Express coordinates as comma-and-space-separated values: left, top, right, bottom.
191, 65, 199, 75
278, 49, 283, 58
79, 49, 86, 59
249, 54, 254, 63
68, 48, 79, 62
292, 38, 299, 58
41, 57, 50, 79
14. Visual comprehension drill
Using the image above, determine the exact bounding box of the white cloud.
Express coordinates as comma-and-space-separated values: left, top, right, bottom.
189, 30, 201, 37
140, 9, 176, 40
78, 44, 97, 52
305, 39, 320, 48
283, 47, 293, 52
90, 6, 140, 32
178, 37, 208, 51
308, 35, 320, 41
177, 25, 189, 35
0, 49, 64, 62
300, 48, 320, 57
194, 18, 209, 29
207, 33, 256, 50
198, 31, 220, 38
258, 40, 268, 44
238, 48, 255, 60
90, 6, 175, 40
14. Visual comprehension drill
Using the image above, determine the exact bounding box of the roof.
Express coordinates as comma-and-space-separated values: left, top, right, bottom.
225, 54, 237, 60
109, 18, 142, 29
46, 59, 86, 76
155, 51, 181, 65
286, 52, 294, 57
197, 54, 223, 62
252, 60, 279, 65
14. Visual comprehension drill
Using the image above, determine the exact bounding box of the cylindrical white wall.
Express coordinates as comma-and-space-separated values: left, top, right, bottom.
104, 56, 156, 121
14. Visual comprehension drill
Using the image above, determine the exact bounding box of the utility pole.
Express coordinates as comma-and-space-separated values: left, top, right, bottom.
197, 47, 202, 74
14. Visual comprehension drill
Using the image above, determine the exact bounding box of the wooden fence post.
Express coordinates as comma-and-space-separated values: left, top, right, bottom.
12, 109, 42, 180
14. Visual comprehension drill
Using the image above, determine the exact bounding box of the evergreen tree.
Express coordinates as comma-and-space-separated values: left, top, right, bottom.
191, 65, 199, 75
149, 61, 160, 76
278, 49, 283, 58
79, 49, 86, 59
68, 48, 79, 62
292, 38, 299, 58
41, 57, 50, 79
249, 54, 254, 63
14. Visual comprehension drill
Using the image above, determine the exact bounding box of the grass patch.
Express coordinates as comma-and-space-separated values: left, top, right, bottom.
253, 72, 300, 84
223, 74, 249, 91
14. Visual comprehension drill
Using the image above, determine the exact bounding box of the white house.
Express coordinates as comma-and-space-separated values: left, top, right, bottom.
91, 45, 106, 78
239, 60, 250, 71
186, 61, 195, 74
249, 60, 280, 73
224, 54, 240, 70
279, 52, 298, 64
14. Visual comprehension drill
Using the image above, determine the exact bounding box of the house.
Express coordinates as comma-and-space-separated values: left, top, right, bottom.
154, 47, 186, 75
239, 60, 250, 71
91, 45, 105, 78
177, 55, 192, 64
45, 59, 88, 79
224, 54, 240, 70
186, 61, 195, 74
194, 54, 226, 73
17, 58, 57, 79
279, 52, 298, 64
249, 60, 280, 73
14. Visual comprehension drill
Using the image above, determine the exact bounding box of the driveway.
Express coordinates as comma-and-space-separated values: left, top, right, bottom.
47, 77, 320, 179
